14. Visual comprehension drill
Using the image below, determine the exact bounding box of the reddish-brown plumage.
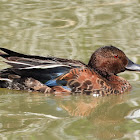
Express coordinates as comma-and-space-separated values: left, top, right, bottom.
0, 46, 139, 95
58, 68, 131, 95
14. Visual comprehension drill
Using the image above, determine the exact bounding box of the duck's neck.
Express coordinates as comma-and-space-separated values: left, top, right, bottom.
88, 61, 111, 79
88, 66, 111, 80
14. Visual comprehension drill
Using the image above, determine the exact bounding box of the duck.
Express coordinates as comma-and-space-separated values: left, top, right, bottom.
0, 45, 140, 96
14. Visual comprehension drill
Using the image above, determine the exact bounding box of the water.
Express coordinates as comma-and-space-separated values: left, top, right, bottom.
0, 0, 140, 139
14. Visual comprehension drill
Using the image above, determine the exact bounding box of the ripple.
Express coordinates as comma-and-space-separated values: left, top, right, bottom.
1, 0, 140, 140
125, 109, 140, 121
24, 112, 62, 119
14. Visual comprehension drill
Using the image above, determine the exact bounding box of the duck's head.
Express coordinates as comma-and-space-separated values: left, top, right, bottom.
88, 46, 140, 78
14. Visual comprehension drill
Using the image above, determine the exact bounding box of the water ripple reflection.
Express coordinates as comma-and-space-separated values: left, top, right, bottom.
0, 0, 140, 139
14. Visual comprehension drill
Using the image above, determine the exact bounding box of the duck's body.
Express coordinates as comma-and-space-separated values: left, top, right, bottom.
0, 46, 139, 95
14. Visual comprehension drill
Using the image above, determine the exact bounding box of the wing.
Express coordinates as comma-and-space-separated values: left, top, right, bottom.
0, 48, 86, 83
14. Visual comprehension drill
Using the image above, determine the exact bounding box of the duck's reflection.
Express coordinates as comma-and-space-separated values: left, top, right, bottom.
58, 94, 128, 116
57, 94, 133, 139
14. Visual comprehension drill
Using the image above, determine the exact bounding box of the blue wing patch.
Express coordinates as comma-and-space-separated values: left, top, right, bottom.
45, 79, 58, 87
45, 79, 71, 91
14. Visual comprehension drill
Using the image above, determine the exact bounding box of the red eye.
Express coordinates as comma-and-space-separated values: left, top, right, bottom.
114, 55, 118, 58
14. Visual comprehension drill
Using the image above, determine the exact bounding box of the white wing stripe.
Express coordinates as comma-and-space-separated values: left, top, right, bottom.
18, 64, 71, 69
4, 60, 34, 66
3, 60, 71, 69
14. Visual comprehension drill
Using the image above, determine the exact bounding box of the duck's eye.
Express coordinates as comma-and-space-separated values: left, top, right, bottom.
114, 55, 118, 58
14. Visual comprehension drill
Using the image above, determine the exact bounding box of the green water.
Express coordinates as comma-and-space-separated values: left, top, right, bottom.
0, 0, 140, 139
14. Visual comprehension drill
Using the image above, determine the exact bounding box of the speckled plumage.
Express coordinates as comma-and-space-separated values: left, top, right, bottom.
0, 46, 139, 96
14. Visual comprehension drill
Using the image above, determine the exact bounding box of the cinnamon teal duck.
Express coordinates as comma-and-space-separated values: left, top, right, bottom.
0, 46, 140, 96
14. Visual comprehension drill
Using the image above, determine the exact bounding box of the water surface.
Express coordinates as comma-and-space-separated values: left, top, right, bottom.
0, 0, 140, 139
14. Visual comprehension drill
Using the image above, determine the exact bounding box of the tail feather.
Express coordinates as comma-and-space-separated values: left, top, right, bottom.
0, 48, 52, 68
0, 48, 25, 57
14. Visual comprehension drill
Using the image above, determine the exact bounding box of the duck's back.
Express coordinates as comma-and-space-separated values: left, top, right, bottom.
0, 48, 86, 83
